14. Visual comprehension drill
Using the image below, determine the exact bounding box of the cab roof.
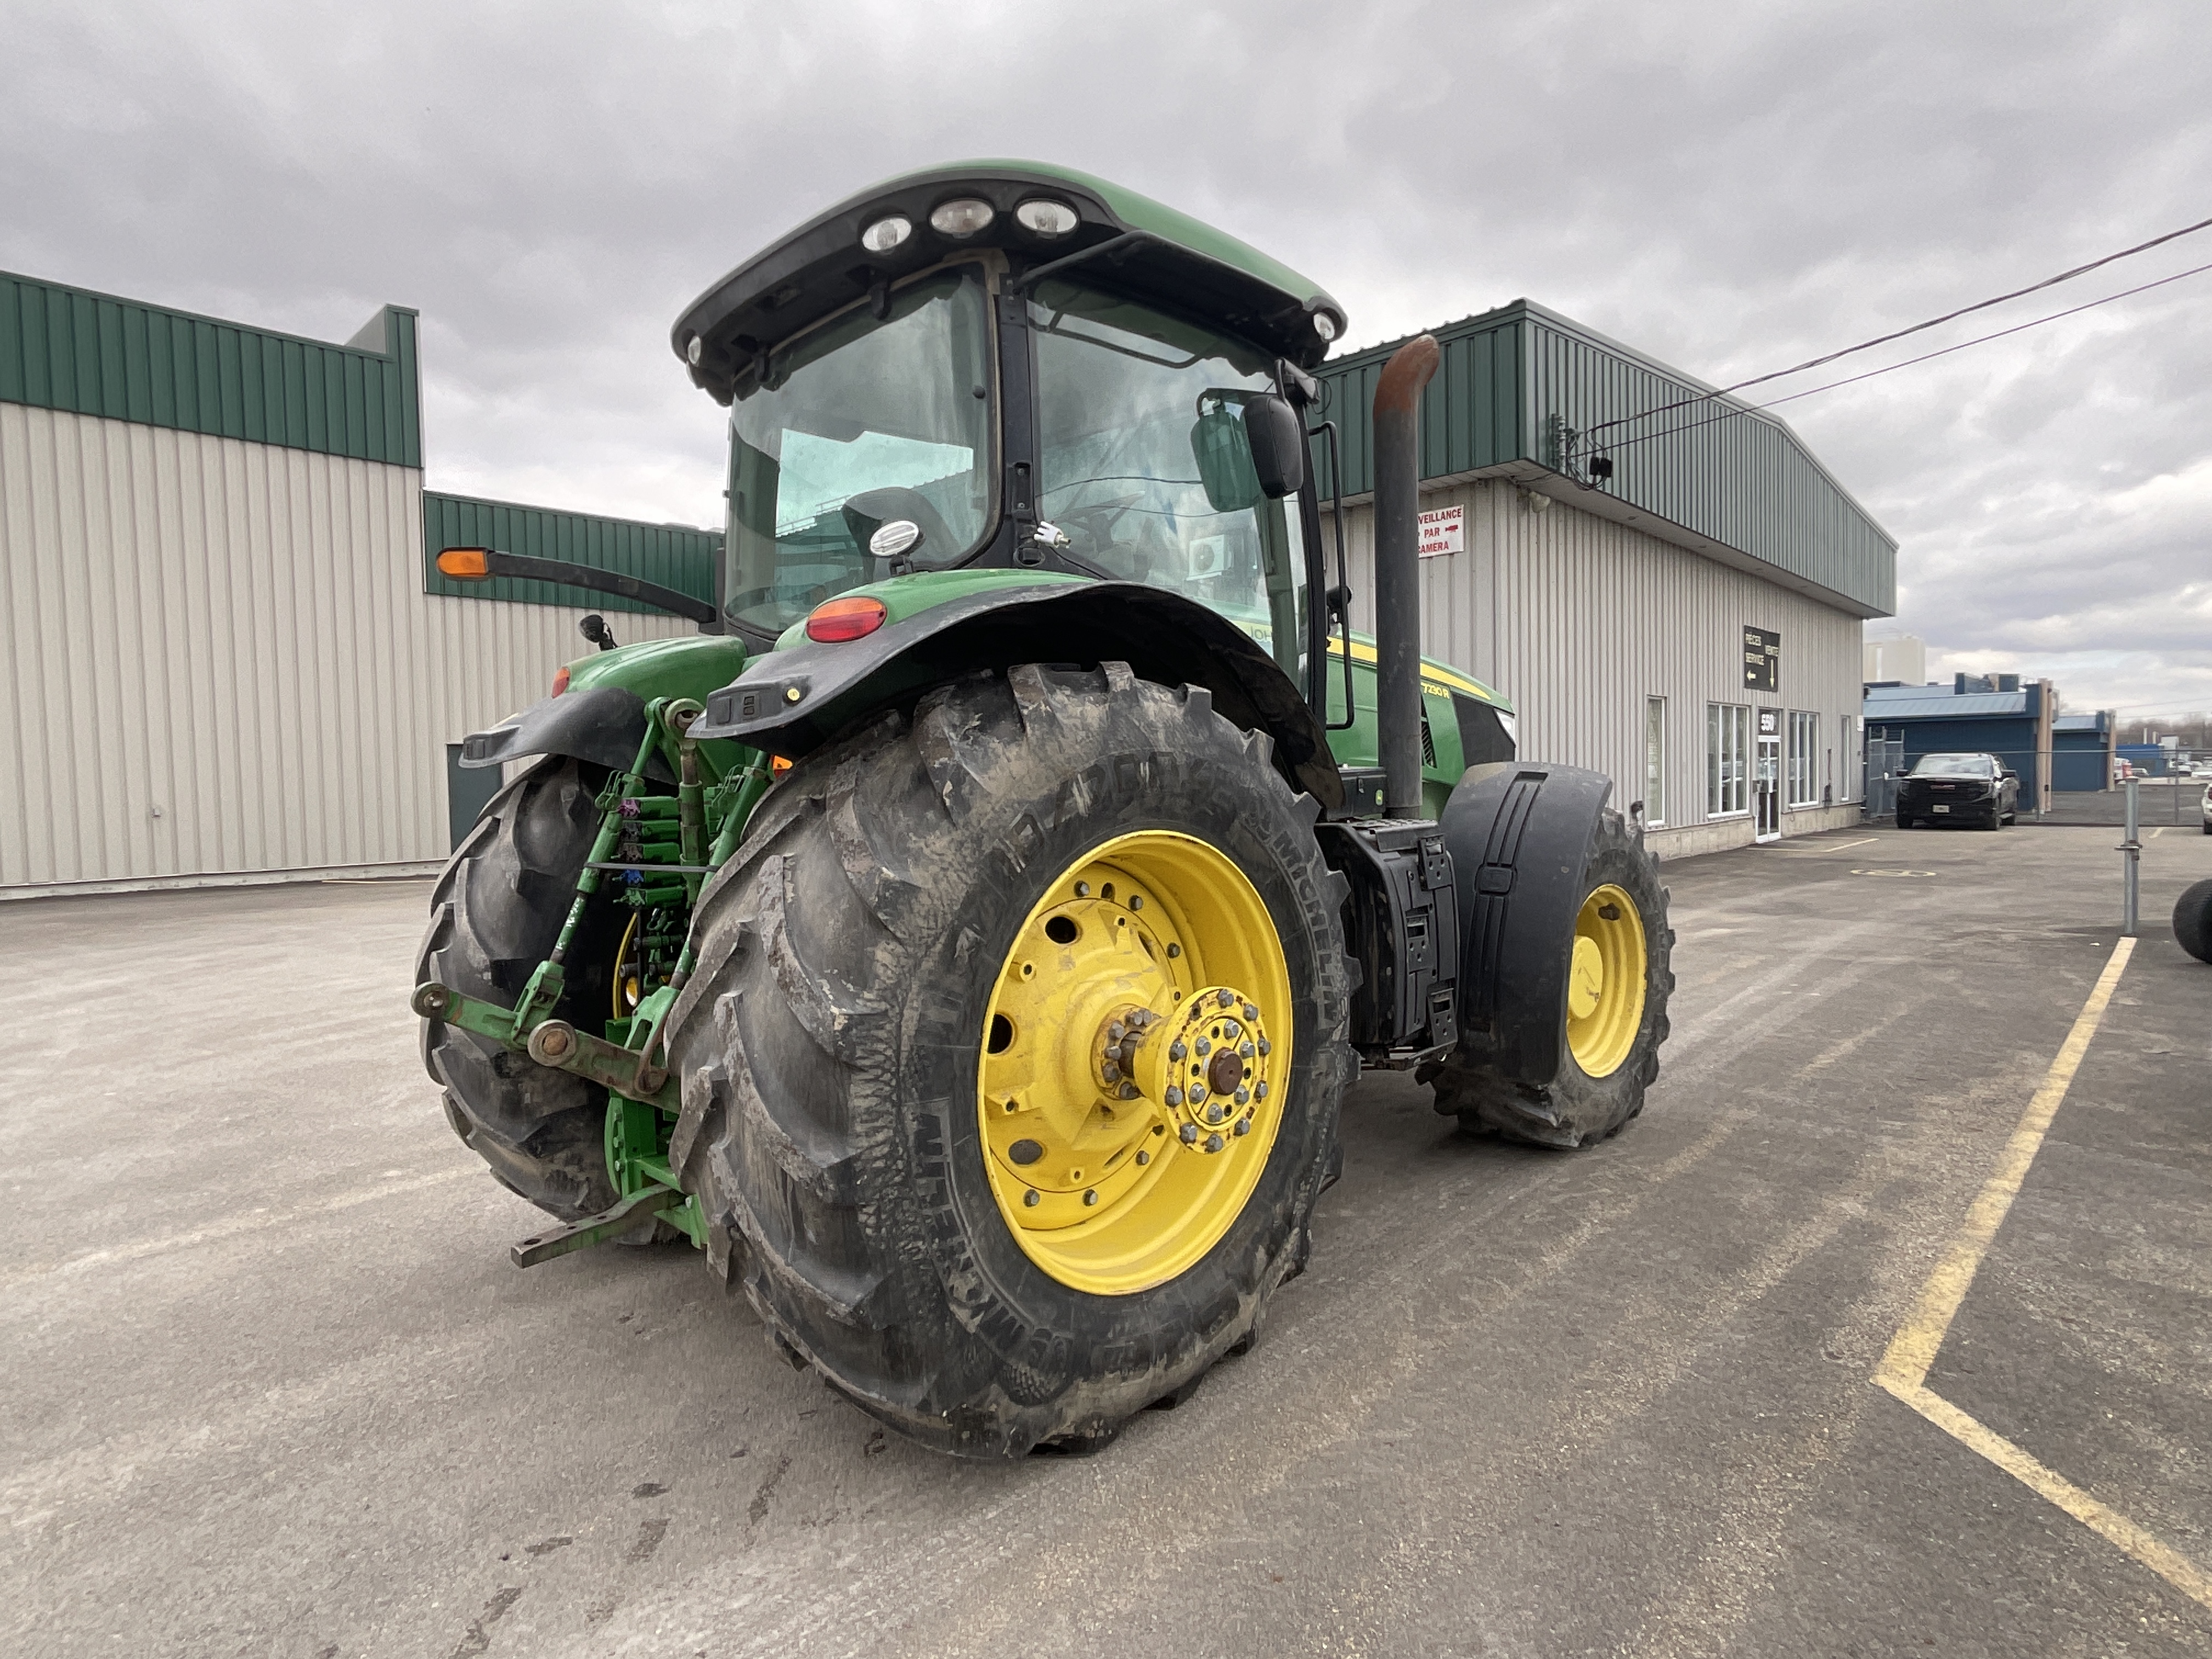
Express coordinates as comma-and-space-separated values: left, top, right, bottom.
671, 160, 1346, 403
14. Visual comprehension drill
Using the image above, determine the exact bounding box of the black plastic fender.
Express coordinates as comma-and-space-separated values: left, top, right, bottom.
691, 580, 1343, 811
1439, 761, 1616, 1086
457, 686, 677, 784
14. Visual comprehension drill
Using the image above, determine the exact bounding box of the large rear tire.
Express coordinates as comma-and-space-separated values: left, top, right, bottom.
1427, 808, 1674, 1147
662, 664, 1356, 1458
416, 757, 627, 1222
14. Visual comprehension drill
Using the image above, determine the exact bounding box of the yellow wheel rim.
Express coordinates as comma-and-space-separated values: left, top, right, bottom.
1566, 882, 1647, 1079
978, 830, 1293, 1296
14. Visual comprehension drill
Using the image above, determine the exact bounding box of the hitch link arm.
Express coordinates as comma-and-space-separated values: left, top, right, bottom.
410, 983, 680, 1110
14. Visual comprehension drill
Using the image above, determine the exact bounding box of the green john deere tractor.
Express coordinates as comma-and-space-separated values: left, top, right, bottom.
414, 161, 1674, 1457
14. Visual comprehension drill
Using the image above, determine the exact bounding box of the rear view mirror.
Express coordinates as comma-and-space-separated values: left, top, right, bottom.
1243, 393, 1306, 499
1191, 399, 1262, 514
1190, 391, 1306, 514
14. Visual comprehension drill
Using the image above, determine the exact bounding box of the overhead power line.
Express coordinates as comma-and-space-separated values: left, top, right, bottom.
1576, 211, 2212, 452
1593, 257, 2212, 459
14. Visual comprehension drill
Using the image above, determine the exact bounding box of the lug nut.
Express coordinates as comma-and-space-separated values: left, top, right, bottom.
1108, 1022, 1125, 1040
1239, 1041, 1254, 1058
1255, 1080, 1269, 1101
1118, 1082, 1138, 1099
1257, 1039, 1271, 1057
1180, 1123, 1199, 1144
1169, 1040, 1187, 1060
1234, 1117, 1251, 1136
1234, 1087, 1249, 1105
1075, 881, 1090, 896
1136, 1149, 1151, 1166
1166, 943, 1181, 958
1023, 1189, 1040, 1207
1165, 1086, 1183, 1107
1243, 1002, 1259, 1020
1194, 1037, 1210, 1056
1205, 1103, 1223, 1124
1205, 1133, 1224, 1153
1083, 1189, 1098, 1206
1130, 894, 1144, 910
1189, 1084, 1206, 1104
1103, 1062, 1120, 1082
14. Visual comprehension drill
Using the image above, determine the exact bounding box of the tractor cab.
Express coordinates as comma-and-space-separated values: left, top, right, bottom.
681, 162, 1335, 706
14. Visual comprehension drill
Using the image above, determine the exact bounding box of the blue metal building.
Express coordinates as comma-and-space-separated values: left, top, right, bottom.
2053, 712, 2115, 791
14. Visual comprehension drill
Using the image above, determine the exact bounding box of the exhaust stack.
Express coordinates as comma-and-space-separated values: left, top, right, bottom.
1372, 335, 1440, 817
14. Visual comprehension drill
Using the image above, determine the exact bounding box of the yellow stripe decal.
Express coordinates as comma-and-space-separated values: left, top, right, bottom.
1325, 637, 1504, 706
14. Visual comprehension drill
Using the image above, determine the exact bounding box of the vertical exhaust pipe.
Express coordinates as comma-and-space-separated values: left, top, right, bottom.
1373, 334, 1440, 817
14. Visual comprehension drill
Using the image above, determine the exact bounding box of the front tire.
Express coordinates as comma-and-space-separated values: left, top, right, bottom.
1895, 811, 1912, 829
1427, 808, 1674, 1148
663, 665, 1356, 1457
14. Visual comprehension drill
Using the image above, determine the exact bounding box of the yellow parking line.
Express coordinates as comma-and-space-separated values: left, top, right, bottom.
1877, 1380, 2212, 1611
1875, 938, 2134, 1389
1871, 937, 2212, 1614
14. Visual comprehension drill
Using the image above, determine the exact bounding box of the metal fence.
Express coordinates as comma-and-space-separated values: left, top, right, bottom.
1862, 729, 1905, 819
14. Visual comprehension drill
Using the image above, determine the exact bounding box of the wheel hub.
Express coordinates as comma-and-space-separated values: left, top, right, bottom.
978, 831, 1293, 1295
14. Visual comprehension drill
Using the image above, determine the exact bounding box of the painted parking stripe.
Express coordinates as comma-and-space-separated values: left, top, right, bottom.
1872, 938, 2212, 1614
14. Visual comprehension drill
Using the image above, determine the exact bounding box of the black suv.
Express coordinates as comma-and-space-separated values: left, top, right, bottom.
1897, 753, 2019, 830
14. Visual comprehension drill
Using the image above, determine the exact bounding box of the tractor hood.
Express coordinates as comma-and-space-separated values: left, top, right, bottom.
673, 160, 1347, 403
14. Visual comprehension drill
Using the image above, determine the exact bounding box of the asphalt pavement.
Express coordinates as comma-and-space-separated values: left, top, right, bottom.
4, 818, 2208, 1658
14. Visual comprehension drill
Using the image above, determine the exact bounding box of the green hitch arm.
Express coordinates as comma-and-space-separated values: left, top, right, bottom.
511, 1184, 684, 1268
411, 984, 679, 1111
514, 712, 670, 1029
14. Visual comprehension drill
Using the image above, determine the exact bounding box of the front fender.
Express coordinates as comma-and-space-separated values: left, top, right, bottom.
1441, 761, 1615, 1085
692, 581, 1343, 811
459, 685, 676, 783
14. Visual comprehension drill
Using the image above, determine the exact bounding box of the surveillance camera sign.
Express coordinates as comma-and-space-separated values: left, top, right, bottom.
1418, 505, 1465, 558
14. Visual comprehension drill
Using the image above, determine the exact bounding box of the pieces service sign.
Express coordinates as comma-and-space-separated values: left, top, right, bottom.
1418, 505, 1465, 559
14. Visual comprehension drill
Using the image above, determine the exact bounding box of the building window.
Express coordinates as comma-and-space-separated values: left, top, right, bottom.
1707, 702, 1749, 816
1788, 710, 1820, 805
1644, 697, 1666, 826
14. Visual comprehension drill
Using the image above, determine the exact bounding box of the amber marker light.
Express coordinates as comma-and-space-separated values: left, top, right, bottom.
436, 548, 492, 578
551, 665, 571, 696
804, 595, 888, 643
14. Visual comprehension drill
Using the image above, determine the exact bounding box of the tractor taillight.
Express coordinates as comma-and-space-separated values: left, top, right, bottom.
805, 596, 888, 643
551, 665, 571, 696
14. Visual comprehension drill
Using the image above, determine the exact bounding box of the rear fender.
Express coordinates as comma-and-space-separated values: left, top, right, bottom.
692, 581, 1343, 811
459, 686, 676, 784
1440, 762, 1615, 1085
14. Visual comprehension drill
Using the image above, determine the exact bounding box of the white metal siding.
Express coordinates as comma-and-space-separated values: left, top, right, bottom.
1328, 476, 1865, 851
0, 403, 693, 894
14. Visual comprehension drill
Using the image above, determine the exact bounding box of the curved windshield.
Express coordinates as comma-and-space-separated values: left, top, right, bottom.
724, 268, 994, 636
1910, 754, 1995, 776
1031, 280, 1308, 680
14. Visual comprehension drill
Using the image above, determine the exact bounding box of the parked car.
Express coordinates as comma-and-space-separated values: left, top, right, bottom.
1896, 752, 2019, 830
2200, 780, 2212, 835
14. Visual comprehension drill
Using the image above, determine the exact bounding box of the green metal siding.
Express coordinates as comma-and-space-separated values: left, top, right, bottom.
0, 270, 421, 466
1312, 300, 1895, 616
422, 491, 720, 616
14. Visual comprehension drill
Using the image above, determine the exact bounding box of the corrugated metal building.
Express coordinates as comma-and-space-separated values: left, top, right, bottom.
1314, 301, 1897, 857
2051, 712, 2114, 792
0, 270, 715, 898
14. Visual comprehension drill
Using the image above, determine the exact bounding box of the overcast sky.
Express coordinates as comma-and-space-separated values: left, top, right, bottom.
5, 0, 2207, 719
